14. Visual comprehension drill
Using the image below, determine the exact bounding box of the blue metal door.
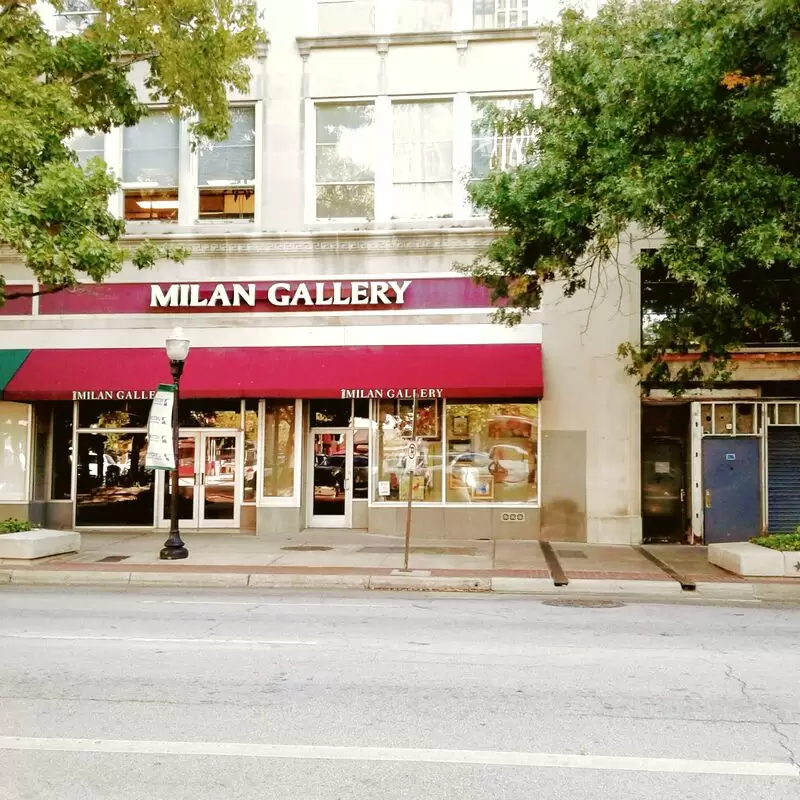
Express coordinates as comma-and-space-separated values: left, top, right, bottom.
702, 438, 762, 543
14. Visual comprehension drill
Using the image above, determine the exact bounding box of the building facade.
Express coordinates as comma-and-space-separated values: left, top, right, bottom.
0, 0, 642, 545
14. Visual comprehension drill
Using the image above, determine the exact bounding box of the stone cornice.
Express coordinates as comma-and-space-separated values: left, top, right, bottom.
297, 27, 539, 55
0, 228, 498, 263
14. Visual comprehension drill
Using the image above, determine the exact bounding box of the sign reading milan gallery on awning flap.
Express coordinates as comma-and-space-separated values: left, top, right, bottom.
145, 384, 176, 471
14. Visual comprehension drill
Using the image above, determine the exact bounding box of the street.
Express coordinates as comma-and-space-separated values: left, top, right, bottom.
0, 588, 798, 799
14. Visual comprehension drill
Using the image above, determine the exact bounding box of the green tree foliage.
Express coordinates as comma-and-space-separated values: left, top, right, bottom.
463, 0, 800, 390
0, 1, 264, 305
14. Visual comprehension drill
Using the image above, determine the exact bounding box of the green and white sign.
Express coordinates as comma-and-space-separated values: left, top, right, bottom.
145, 384, 176, 471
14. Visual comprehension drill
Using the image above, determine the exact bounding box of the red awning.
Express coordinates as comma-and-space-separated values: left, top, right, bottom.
2, 344, 543, 401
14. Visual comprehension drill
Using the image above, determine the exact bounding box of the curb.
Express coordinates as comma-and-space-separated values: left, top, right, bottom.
2, 568, 799, 600
249, 574, 370, 590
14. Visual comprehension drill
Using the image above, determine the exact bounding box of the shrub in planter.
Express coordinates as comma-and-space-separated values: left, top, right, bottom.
0, 518, 34, 534
750, 530, 800, 552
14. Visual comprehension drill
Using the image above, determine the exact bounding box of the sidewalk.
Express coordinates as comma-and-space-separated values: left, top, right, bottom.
2, 530, 799, 601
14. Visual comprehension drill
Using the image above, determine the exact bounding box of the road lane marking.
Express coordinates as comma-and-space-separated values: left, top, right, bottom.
1, 634, 317, 646
0, 737, 796, 777
141, 601, 389, 608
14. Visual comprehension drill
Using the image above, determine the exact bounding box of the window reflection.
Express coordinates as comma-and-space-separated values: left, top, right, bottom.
243, 400, 258, 502
446, 403, 538, 503
78, 400, 149, 429
76, 433, 154, 525
51, 403, 73, 500
263, 401, 295, 497
374, 399, 441, 502
178, 400, 241, 428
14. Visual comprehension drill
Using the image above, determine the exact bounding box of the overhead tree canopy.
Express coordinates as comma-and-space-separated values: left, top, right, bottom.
0, 0, 263, 305
464, 0, 800, 390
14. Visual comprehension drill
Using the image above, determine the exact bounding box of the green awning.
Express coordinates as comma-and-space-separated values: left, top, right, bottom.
0, 350, 30, 397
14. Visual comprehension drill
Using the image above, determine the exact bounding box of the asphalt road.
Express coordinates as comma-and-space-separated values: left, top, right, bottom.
0, 588, 798, 800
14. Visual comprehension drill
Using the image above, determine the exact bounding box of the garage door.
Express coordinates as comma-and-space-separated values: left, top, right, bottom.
767, 427, 800, 532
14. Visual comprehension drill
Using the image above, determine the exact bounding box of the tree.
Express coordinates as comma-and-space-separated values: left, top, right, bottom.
463, 0, 800, 390
0, 1, 264, 305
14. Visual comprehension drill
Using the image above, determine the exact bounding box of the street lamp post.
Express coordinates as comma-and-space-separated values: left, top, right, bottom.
160, 328, 191, 560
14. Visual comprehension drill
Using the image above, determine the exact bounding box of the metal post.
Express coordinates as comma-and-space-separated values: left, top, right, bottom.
402, 394, 417, 572
160, 360, 188, 560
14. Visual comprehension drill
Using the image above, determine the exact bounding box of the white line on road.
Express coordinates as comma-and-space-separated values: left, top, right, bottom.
0, 737, 796, 777
0, 634, 317, 646
140, 601, 389, 608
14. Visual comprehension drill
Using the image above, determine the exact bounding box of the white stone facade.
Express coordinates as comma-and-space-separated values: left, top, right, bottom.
0, 1, 641, 544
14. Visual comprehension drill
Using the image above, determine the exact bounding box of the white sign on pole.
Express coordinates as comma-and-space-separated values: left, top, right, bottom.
405, 441, 417, 472
145, 384, 176, 470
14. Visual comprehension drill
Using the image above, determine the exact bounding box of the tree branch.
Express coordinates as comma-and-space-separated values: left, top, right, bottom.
3, 284, 70, 301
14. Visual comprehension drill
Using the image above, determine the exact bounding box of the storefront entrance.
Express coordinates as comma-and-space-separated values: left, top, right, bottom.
157, 431, 241, 529
307, 429, 354, 528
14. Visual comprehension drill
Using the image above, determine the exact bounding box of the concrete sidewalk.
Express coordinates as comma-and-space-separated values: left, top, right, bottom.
1, 530, 799, 601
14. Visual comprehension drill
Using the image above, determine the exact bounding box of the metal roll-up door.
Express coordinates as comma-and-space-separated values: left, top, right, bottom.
767, 427, 800, 532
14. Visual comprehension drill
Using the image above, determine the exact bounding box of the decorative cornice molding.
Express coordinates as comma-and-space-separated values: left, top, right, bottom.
0, 229, 498, 263
296, 27, 539, 53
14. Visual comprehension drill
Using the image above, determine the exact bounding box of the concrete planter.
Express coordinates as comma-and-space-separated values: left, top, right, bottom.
708, 542, 800, 578
0, 529, 80, 560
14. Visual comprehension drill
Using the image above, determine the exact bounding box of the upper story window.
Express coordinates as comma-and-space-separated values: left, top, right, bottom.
122, 112, 180, 222
317, 0, 376, 36
392, 100, 454, 219
395, 0, 453, 33
54, 0, 99, 35
473, 0, 529, 29
315, 104, 376, 219
471, 97, 533, 179
197, 106, 257, 221
69, 130, 105, 169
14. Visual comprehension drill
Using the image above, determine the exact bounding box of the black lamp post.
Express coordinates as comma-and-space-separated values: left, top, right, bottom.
160, 327, 190, 560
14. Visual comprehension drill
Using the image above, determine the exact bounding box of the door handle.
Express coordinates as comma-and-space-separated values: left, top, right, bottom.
705, 490, 712, 508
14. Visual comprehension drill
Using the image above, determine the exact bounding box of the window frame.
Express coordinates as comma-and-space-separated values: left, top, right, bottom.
194, 102, 261, 226
370, 398, 541, 507
469, 92, 535, 215
308, 94, 473, 223
113, 102, 262, 227
311, 100, 378, 222
257, 398, 303, 506
119, 107, 182, 224
390, 98, 457, 221
473, 0, 530, 30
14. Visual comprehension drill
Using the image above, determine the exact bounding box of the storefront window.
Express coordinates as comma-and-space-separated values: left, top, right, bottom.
51, 403, 73, 500
78, 400, 150, 429
0, 401, 30, 503
309, 399, 351, 428
373, 399, 442, 502
33, 405, 51, 502
262, 401, 295, 498
178, 400, 241, 428
445, 402, 538, 503
243, 400, 258, 503
75, 433, 154, 525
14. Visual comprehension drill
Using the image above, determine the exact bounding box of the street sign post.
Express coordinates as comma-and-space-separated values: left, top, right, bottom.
403, 395, 418, 571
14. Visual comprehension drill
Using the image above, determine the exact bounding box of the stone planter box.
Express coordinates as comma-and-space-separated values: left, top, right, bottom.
0, 530, 80, 560
708, 542, 800, 578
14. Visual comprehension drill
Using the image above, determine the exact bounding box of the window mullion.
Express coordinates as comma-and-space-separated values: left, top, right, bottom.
105, 126, 123, 218
253, 100, 264, 229
452, 92, 471, 219
374, 96, 392, 222
180, 116, 197, 225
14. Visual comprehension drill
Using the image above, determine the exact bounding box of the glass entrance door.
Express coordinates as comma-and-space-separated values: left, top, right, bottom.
308, 430, 352, 528
201, 434, 238, 526
158, 432, 240, 529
